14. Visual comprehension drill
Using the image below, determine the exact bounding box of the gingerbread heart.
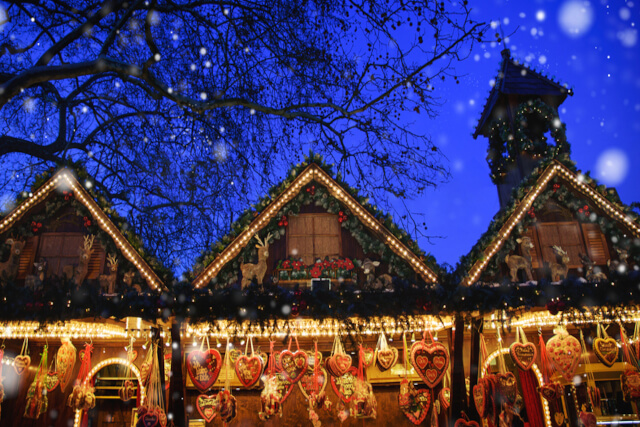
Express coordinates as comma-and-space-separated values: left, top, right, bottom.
539, 382, 562, 402
324, 356, 338, 377
454, 421, 480, 427
376, 347, 398, 371
331, 353, 352, 377
273, 372, 296, 403
186, 349, 223, 392
142, 412, 159, 427
45, 371, 60, 392
439, 387, 451, 411
330, 366, 358, 403
196, 394, 218, 423
579, 411, 597, 427
140, 361, 152, 386
298, 367, 328, 399
128, 349, 138, 363
496, 372, 517, 405
400, 385, 431, 425
279, 350, 309, 383
410, 340, 449, 388
235, 355, 263, 388
14, 355, 30, 375
472, 382, 487, 418
593, 337, 618, 368
228, 348, 242, 364
546, 331, 581, 382
509, 342, 537, 371
622, 370, 640, 400
118, 380, 136, 401
56, 338, 76, 391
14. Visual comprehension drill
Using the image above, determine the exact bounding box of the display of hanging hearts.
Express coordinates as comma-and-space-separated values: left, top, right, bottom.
330, 366, 358, 403
186, 349, 222, 393
14, 355, 31, 375
410, 340, 450, 388
45, 371, 60, 392
331, 353, 352, 377
196, 394, 218, 423
454, 420, 480, 427
376, 347, 399, 371
554, 412, 565, 425
398, 379, 432, 425
621, 369, 640, 400
235, 355, 263, 388
538, 382, 563, 402
546, 331, 581, 382
279, 349, 309, 383
472, 381, 488, 418
56, 339, 76, 391
593, 337, 619, 368
496, 372, 517, 405
509, 342, 537, 371
439, 387, 451, 411
299, 367, 328, 399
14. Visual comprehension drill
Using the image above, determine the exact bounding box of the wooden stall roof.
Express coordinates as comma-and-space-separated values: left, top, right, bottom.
460, 160, 640, 286
473, 49, 573, 138
0, 168, 165, 291
192, 162, 439, 288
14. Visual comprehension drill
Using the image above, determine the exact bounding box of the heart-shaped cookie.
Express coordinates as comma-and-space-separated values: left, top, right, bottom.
56, 338, 76, 391
330, 366, 358, 403
398, 379, 432, 425
622, 370, 640, 400
593, 337, 618, 368
376, 347, 398, 371
547, 331, 581, 382
128, 349, 138, 363
410, 340, 449, 388
579, 411, 597, 427
14, 355, 30, 375
235, 355, 263, 388
439, 387, 451, 411
496, 372, 517, 405
186, 349, 223, 392
140, 361, 152, 386
472, 381, 488, 418
279, 350, 309, 383
273, 372, 296, 403
299, 366, 328, 399
118, 380, 136, 401
45, 371, 60, 392
361, 347, 375, 368
454, 421, 480, 427
331, 353, 352, 377
196, 394, 218, 423
539, 382, 563, 402
510, 342, 537, 371
228, 348, 242, 364
142, 412, 159, 427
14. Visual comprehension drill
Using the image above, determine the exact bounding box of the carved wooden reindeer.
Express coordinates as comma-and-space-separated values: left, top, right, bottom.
25, 258, 47, 290
550, 245, 570, 281
99, 254, 118, 294
240, 232, 272, 288
505, 237, 535, 282
579, 253, 608, 282
0, 238, 26, 280
608, 247, 630, 273
63, 235, 95, 286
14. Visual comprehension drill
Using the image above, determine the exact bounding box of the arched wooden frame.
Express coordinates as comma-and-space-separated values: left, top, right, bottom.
73, 357, 144, 427
481, 347, 552, 427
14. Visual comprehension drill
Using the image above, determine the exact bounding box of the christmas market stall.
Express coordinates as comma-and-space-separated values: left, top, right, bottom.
180, 156, 458, 426
0, 166, 172, 426
454, 49, 640, 427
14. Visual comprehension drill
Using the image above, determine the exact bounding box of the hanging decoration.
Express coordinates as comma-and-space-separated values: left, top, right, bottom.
473, 334, 490, 418
325, 335, 352, 378
217, 338, 237, 424
24, 345, 48, 419
439, 372, 451, 412
259, 340, 285, 421
140, 342, 153, 387
330, 366, 358, 403
593, 323, 619, 367
44, 359, 59, 393
454, 419, 480, 427
118, 338, 137, 401
14, 338, 30, 376
509, 327, 537, 371
187, 337, 222, 393
399, 333, 432, 425
137, 341, 167, 427
579, 330, 601, 412
410, 330, 449, 388
537, 331, 561, 402
375, 331, 398, 372
164, 351, 171, 391
619, 323, 640, 401
235, 336, 263, 388
67, 343, 95, 412
196, 394, 218, 423
278, 335, 308, 384
56, 337, 76, 391
303, 340, 331, 427
494, 329, 517, 406
546, 327, 581, 382
351, 344, 377, 419
361, 346, 375, 368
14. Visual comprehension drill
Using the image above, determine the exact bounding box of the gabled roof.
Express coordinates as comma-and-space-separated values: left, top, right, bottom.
193, 162, 438, 288
473, 49, 573, 138
0, 168, 165, 291
460, 160, 640, 285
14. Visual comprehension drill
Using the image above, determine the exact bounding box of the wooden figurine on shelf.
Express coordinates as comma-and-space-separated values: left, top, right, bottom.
361, 259, 380, 284
0, 238, 26, 280
505, 236, 534, 282
25, 258, 47, 290
99, 254, 118, 294
63, 234, 95, 286
550, 245, 570, 281
579, 254, 608, 282
608, 247, 630, 274
240, 232, 272, 288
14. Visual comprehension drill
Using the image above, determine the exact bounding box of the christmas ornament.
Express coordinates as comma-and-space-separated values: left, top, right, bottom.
330, 366, 358, 403
410, 332, 449, 388
361, 347, 375, 368
45, 371, 60, 393
325, 335, 352, 377
278, 336, 308, 384
299, 366, 328, 399
235, 337, 263, 388
546, 328, 581, 382
196, 394, 218, 423
56, 337, 76, 390
14, 338, 31, 376
496, 372, 517, 405
375, 332, 398, 371
67, 343, 95, 412
439, 387, 451, 411
136, 342, 167, 427
351, 377, 377, 419
186, 338, 222, 393
621, 369, 640, 401
593, 324, 618, 368
510, 327, 537, 371
579, 410, 597, 427
472, 380, 489, 418
258, 375, 283, 421
399, 378, 432, 425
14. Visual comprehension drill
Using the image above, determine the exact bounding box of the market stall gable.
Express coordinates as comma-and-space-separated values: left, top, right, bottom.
0, 167, 165, 293
192, 157, 439, 290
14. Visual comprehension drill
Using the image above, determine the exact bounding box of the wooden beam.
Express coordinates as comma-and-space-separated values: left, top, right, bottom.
451, 316, 467, 421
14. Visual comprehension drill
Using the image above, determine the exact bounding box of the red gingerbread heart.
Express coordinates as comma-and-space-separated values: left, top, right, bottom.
410, 341, 449, 388
376, 347, 398, 371
196, 394, 218, 423
14, 355, 30, 376
45, 371, 60, 392
186, 349, 222, 392
593, 337, 618, 368
331, 353, 352, 377
496, 372, 517, 405
473, 381, 488, 418
142, 412, 159, 427
400, 386, 431, 425
235, 355, 263, 388
538, 382, 562, 402
279, 350, 309, 383
298, 367, 327, 399
330, 366, 358, 403
509, 342, 537, 371
361, 347, 375, 368
454, 420, 480, 427
546, 332, 581, 382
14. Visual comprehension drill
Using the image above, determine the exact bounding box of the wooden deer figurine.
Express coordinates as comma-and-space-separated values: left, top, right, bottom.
505, 236, 535, 282
608, 247, 630, 274
240, 232, 272, 288
99, 254, 118, 294
550, 245, 570, 281
25, 258, 47, 290
579, 253, 608, 283
63, 234, 95, 286
0, 238, 26, 280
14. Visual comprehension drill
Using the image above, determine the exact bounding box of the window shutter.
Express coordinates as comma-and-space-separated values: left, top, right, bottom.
581, 223, 609, 265
86, 244, 105, 279
536, 222, 585, 268
287, 214, 341, 265
17, 236, 38, 279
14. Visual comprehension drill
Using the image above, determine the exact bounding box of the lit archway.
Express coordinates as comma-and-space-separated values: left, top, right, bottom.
73, 357, 145, 427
